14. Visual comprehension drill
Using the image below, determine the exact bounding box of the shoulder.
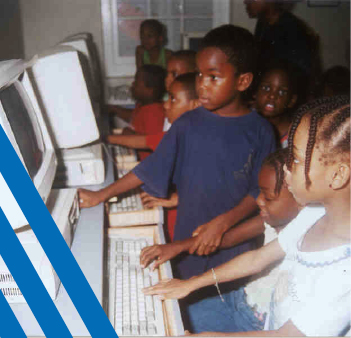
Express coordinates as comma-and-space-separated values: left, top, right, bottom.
248, 109, 275, 133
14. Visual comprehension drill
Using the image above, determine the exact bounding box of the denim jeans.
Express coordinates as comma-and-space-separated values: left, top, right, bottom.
186, 286, 265, 333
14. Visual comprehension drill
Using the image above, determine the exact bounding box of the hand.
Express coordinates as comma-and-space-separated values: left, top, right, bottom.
78, 188, 103, 209
140, 243, 182, 270
190, 215, 228, 256
142, 278, 193, 300
140, 192, 178, 209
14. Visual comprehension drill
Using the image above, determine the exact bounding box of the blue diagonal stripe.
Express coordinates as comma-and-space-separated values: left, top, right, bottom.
0, 208, 71, 337
0, 126, 117, 337
0, 283, 26, 338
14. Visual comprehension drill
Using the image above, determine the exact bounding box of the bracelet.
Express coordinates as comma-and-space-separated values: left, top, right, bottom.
211, 268, 225, 303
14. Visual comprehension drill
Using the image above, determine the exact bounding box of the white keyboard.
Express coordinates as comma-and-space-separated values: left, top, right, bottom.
113, 145, 138, 163
108, 234, 165, 336
110, 189, 142, 213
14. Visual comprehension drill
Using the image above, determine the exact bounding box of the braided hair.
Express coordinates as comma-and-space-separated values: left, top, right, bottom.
262, 148, 288, 196
287, 95, 350, 189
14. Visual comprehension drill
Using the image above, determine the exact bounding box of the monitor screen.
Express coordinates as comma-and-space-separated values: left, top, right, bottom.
0, 60, 57, 229
0, 83, 43, 180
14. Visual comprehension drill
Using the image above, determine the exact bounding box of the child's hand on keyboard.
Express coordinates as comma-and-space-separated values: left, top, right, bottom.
78, 188, 104, 209
140, 243, 183, 270
140, 191, 178, 209
142, 278, 194, 300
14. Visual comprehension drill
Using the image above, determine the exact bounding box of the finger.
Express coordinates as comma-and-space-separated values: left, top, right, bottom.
153, 255, 168, 270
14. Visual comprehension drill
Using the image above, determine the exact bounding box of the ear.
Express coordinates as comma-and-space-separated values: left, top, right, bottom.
288, 94, 298, 108
236, 72, 254, 92
330, 163, 350, 190
190, 99, 201, 110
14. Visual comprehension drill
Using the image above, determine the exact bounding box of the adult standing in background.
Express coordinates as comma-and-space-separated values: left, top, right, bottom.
244, 0, 321, 99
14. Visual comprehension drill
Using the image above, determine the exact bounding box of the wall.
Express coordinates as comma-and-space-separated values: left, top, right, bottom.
0, 0, 24, 61
20, 0, 104, 72
231, 0, 350, 70
18, 0, 350, 75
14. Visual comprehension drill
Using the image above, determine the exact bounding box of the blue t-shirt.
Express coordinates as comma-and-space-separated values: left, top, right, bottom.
133, 107, 276, 279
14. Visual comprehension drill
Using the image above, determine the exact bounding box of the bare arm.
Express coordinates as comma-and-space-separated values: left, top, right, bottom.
190, 195, 258, 255
143, 239, 285, 299
78, 172, 143, 208
107, 104, 134, 122
220, 214, 264, 249
107, 134, 149, 149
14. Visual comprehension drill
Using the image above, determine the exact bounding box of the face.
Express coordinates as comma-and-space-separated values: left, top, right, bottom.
284, 116, 331, 205
196, 47, 241, 115
244, 0, 266, 18
140, 25, 162, 51
164, 81, 192, 124
255, 69, 296, 119
131, 70, 150, 102
165, 58, 193, 91
256, 165, 299, 228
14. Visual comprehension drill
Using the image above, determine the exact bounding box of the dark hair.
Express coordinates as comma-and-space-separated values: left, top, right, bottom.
140, 19, 167, 43
262, 148, 289, 196
170, 50, 197, 71
139, 65, 166, 101
322, 66, 350, 96
287, 95, 350, 189
173, 72, 198, 100
199, 24, 256, 74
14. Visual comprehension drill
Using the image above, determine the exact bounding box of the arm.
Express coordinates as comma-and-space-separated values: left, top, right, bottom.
143, 238, 285, 299
220, 214, 264, 249
190, 195, 258, 255
107, 134, 149, 149
140, 237, 196, 270
78, 172, 143, 209
140, 191, 178, 209
107, 104, 134, 122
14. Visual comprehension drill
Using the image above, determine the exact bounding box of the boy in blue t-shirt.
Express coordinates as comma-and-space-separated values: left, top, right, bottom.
78, 24, 275, 284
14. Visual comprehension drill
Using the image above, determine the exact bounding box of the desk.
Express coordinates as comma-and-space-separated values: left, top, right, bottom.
10, 154, 115, 336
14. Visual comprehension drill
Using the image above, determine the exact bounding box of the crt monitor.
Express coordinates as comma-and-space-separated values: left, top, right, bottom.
27, 46, 100, 149
0, 59, 57, 230
60, 32, 102, 104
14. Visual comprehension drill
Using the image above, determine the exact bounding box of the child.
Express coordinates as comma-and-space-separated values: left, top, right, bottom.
108, 64, 166, 160
79, 24, 276, 286
136, 19, 172, 70
144, 96, 350, 336
141, 148, 300, 333
254, 61, 300, 148
107, 72, 198, 152
165, 50, 197, 92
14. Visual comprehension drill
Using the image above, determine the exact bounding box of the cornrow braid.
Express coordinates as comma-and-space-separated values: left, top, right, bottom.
287, 95, 350, 189
262, 148, 288, 196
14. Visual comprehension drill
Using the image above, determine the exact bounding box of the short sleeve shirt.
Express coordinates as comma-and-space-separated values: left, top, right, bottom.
133, 107, 276, 278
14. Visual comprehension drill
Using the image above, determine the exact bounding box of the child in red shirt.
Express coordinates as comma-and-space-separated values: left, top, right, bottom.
108, 64, 166, 160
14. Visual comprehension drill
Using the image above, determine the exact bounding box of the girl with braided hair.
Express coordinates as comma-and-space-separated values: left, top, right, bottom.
144, 96, 350, 336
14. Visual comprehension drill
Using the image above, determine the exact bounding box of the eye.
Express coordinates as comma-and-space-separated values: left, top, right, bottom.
278, 89, 288, 97
196, 72, 202, 78
210, 75, 218, 81
261, 85, 270, 92
172, 71, 178, 78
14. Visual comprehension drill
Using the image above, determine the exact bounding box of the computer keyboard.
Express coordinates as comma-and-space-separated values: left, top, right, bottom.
113, 145, 138, 163
108, 234, 165, 336
108, 188, 163, 227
